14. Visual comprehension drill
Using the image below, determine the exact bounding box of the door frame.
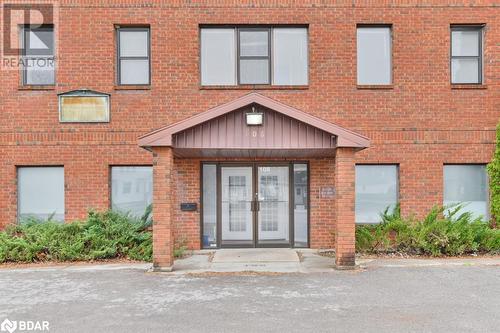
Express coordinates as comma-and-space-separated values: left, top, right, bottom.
200, 161, 310, 249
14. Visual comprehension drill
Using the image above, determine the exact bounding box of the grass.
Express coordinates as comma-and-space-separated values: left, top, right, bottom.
355, 205, 500, 256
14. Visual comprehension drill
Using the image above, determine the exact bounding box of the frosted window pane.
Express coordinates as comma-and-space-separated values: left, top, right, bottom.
355, 165, 398, 223
240, 30, 268, 56
25, 57, 55, 85
200, 29, 236, 85
451, 58, 479, 84
120, 30, 148, 57
18, 167, 64, 222
120, 59, 150, 84
203, 165, 217, 248
357, 27, 392, 85
444, 165, 488, 220
239, 59, 269, 84
452, 31, 479, 57
293, 164, 308, 247
273, 28, 308, 85
111, 167, 153, 218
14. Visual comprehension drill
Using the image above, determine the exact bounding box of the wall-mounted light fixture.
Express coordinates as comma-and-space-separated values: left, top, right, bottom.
246, 106, 263, 126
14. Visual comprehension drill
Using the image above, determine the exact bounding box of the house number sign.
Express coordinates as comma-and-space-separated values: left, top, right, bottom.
320, 186, 336, 198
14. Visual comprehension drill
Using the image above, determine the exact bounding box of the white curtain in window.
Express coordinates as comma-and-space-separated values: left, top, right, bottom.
444, 165, 488, 220
357, 27, 392, 85
111, 166, 153, 218
355, 165, 398, 223
200, 29, 236, 85
273, 28, 308, 85
18, 167, 65, 221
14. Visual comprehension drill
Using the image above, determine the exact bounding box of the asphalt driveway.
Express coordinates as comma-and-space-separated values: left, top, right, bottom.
0, 263, 499, 333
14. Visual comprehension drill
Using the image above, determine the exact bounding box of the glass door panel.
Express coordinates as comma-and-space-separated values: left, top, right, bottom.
257, 166, 290, 245
221, 166, 254, 246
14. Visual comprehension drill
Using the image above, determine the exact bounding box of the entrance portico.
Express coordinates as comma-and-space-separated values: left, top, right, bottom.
139, 93, 369, 271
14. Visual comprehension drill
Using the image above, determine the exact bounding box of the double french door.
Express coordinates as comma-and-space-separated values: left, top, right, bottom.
220, 165, 290, 247
202, 162, 309, 248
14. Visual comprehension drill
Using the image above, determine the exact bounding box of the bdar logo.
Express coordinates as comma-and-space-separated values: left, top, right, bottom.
0, 319, 17, 333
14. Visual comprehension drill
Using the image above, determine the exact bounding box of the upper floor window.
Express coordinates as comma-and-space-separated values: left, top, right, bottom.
451, 26, 483, 84
117, 27, 150, 85
200, 26, 308, 86
21, 25, 55, 85
356, 26, 392, 85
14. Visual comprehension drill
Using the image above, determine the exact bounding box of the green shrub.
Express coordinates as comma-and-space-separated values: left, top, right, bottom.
355, 205, 500, 256
0, 210, 153, 263
487, 122, 500, 223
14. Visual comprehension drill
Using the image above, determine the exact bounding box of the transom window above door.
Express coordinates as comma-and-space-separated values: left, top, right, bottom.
200, 26, 308, 86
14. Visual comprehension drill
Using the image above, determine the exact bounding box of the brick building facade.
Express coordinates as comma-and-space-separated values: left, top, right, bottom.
0, 0, 498, 269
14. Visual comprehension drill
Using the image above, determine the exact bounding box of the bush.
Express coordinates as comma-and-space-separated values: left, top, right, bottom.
487, 122, 500, 223
0, 210, 152, 263
355, 205, 500, 256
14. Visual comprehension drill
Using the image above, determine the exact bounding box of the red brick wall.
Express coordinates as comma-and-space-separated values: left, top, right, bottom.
1, 1, 497, 248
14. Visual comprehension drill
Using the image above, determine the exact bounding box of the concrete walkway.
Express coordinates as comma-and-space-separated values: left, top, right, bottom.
167, 249, 500, 275
1, 251, 498, 274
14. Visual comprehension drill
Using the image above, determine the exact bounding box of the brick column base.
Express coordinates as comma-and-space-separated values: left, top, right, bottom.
152, 147, 175, 271
334, 147, 356, 269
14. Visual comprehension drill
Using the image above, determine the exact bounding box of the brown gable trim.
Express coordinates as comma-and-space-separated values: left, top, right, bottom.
138, 93, 370, 149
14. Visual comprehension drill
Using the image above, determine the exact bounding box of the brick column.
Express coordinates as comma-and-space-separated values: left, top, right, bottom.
334, 147, 356, 269
152, 147, 175, 271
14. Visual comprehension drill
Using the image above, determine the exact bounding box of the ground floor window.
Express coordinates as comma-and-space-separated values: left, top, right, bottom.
443, 165, 488, 220
111, 166, 153, 218
355, 165, 399, 224
17, 166, 65, 222
201, 162, 309, 248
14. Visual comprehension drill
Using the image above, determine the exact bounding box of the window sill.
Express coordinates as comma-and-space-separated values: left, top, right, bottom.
357, 84, 394, 90
18, 85, 55, 91
451, 84, 487, 90
114, 85, 151, 90
200, 85, 309, 90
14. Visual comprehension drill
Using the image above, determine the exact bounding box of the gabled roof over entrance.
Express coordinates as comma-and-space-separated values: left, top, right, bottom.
139, 93, 369, 157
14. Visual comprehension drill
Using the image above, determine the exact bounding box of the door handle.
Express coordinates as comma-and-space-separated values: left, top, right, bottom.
250, 200, 261, 212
